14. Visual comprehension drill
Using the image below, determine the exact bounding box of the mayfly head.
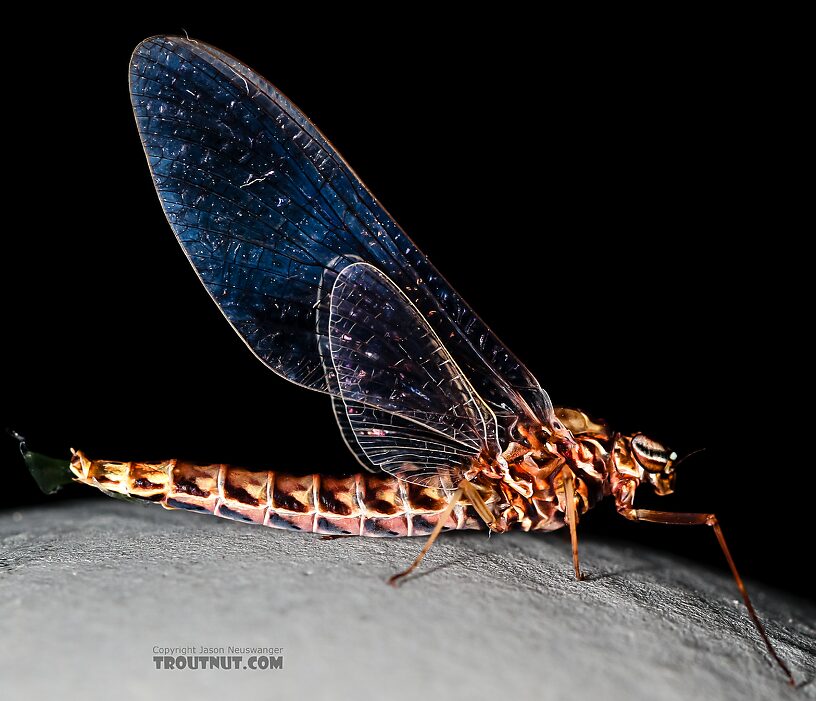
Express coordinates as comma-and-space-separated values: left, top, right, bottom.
629, 433, 677, 496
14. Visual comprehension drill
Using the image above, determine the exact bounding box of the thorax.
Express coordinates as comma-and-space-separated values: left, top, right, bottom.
468, 408, 645, 532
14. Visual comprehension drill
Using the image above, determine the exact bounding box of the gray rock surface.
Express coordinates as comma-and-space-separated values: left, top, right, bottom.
0, 500, 813, 701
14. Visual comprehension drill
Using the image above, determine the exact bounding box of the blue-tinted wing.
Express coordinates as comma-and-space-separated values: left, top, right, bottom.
129, 35, 554, 445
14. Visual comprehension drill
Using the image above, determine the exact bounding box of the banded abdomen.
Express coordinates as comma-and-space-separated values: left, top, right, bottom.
69, 451, 483, 537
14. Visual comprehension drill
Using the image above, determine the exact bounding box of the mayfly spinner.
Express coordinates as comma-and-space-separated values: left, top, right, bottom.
21, 36, 794, 684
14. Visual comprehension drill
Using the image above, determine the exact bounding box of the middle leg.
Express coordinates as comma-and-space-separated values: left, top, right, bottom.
562, 468, 584, 581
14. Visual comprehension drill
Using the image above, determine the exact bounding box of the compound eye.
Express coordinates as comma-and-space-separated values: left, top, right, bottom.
631, 434, 672, 473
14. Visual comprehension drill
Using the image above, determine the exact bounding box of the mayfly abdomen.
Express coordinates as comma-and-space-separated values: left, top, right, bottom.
69, 452, 483, 537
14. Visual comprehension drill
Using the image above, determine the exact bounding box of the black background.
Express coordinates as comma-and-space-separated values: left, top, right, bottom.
3, 15, 808, 598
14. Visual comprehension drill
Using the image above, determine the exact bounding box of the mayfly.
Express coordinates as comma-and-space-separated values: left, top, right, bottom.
20, 36, 793, 684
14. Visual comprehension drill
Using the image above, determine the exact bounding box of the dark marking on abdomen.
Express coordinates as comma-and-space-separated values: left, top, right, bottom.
363, 519, 400, 537
166, 498, 209, 513
318, 489, 352, 516
406, 484, 446, 511
364, 498, 399, 516
218, 505, 256, 523
174, 480, 209, 498
273, 488, 308, 513
134, 478, 161, 490
224, 482, 259, 506
315, 517, 353, 535
266, 513, 302, 531
412, 516, 452, 535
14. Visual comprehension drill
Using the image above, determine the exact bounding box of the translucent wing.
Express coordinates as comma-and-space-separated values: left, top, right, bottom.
331, 397, 379, 473
328, 263, 496, 485
333, 399, 477, 487
129, 36, 555, 449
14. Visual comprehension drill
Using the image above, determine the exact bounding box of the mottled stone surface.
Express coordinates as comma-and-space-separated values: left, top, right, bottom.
0, 500, 813, 700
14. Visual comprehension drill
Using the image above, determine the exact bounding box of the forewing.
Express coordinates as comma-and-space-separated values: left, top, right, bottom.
329, 263, 495, 485
130, 36, 554, 442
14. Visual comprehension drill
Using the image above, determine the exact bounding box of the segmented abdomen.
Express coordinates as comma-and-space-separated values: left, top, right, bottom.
69, 452, 482, 537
